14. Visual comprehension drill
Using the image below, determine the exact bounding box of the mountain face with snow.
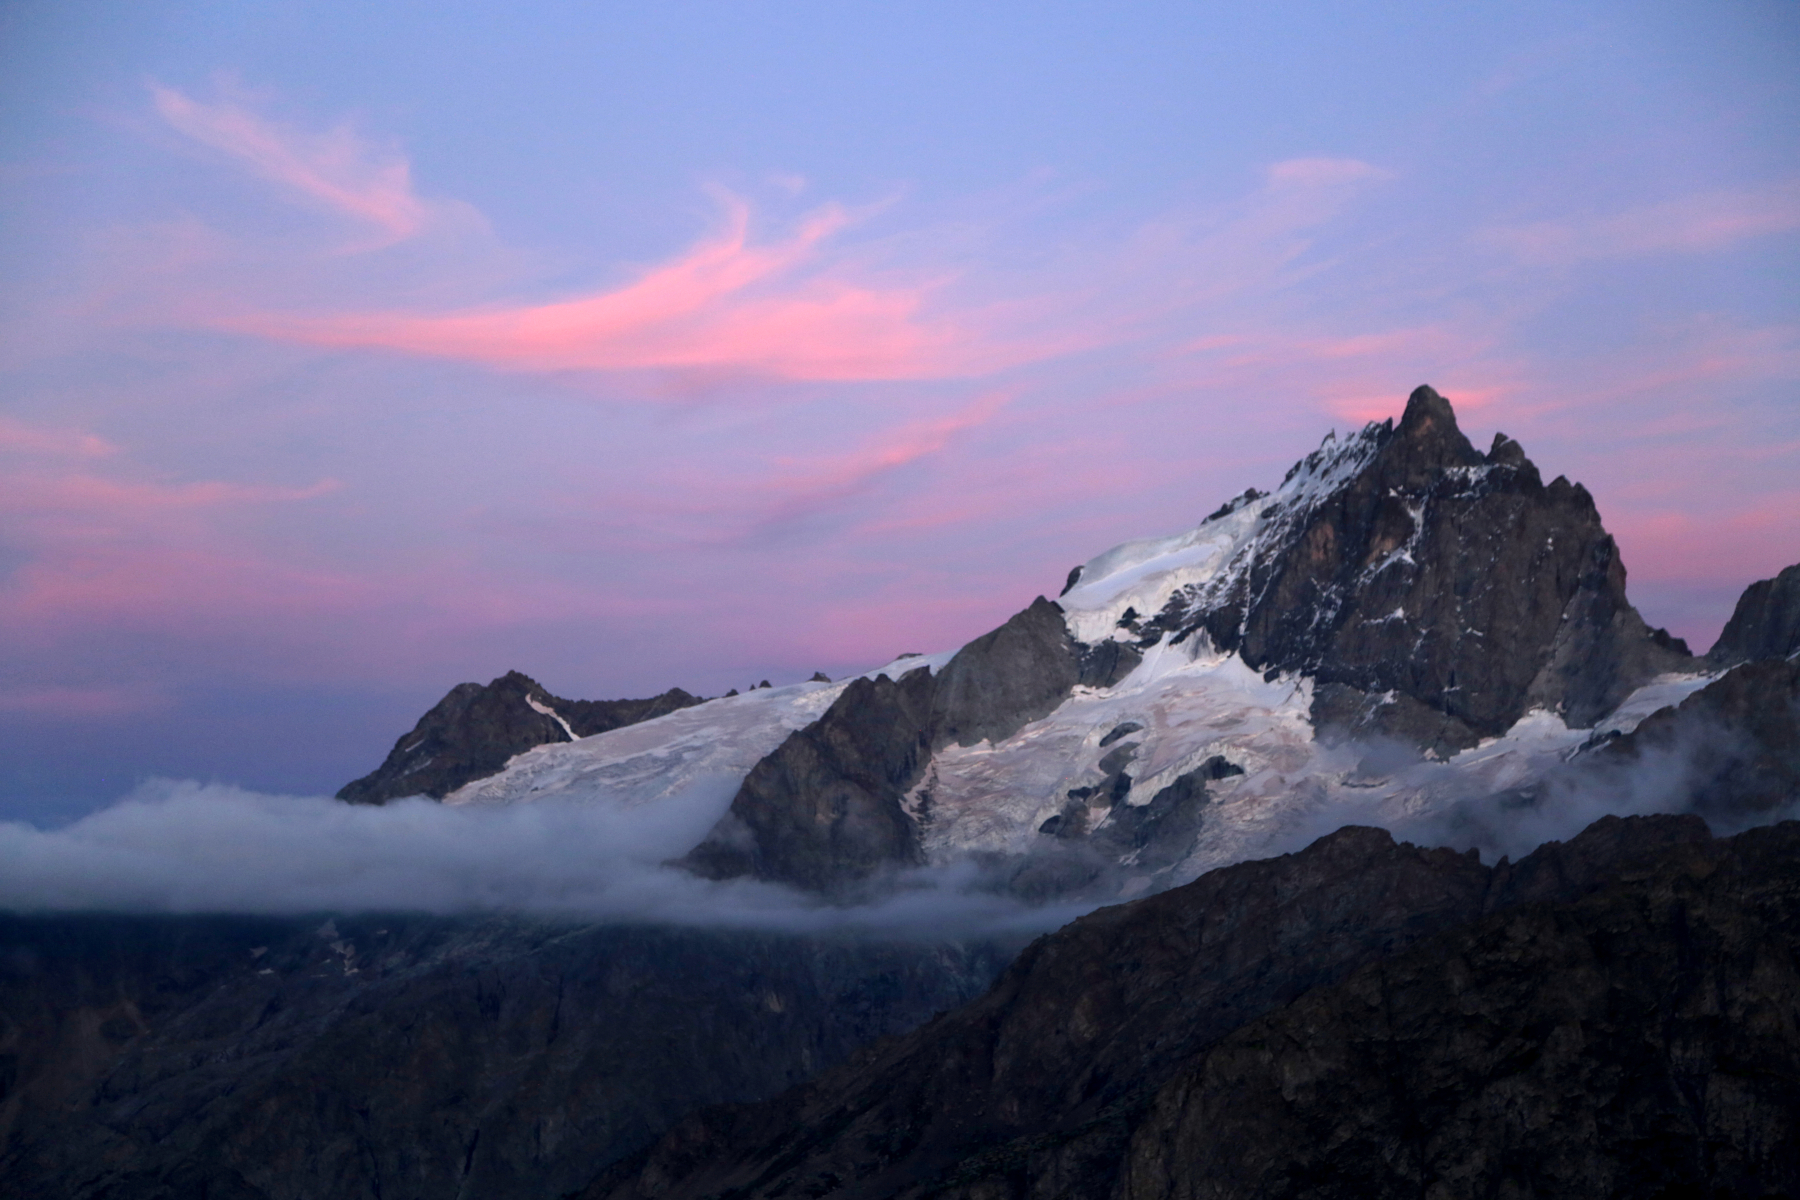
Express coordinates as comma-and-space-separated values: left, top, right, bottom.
1062, 385, 1693, 749
338, 386, 1786, 907
338, 670, 701, 804
679, 386, 1704, 895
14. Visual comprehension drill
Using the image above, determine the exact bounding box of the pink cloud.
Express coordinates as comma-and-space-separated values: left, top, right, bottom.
756, 390, 1012, 520
1265, 158, 1393, 190
0, 684, 170, 718
1609, 492, 1800, 591
1321, 383, 1511, 425
1485, 180, 1800, 263
151, 83, 433, 241
219, 197, 1051, 382
0, 417, 118, 459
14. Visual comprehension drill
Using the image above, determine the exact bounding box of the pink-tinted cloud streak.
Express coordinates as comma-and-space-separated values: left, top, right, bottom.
152, 83, 432, 240
219, 197, 1051, 382
1485, 180, 1800, 263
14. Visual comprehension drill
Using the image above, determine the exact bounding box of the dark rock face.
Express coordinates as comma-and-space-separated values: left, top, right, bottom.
682, 668, 938, 893
585, 815, 1800, 1200
1128, 387, 1693, 753
1709, 562, 1800, 666
1114, 825, 1800, 1200
0, 914, 1012, 1200
684, 599, 1142, 894
337, 671, 701, 804
1589, 656, 1800, 819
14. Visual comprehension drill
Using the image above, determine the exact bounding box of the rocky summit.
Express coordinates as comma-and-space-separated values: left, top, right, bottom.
337, 670, 701, 804
1708, 561, 1800, 667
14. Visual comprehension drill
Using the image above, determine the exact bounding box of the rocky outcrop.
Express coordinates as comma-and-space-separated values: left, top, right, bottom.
591, 814, 1790, 1200
1010, 755, 1243, 902
1588, 656, 1800, 820
683, 599, 1140, 894
1129, 386, 1694, 753
681, 668, 938, 893
337, 671, 701, 804
0, 915, 1012, 1200
1709, 562, 1800, 666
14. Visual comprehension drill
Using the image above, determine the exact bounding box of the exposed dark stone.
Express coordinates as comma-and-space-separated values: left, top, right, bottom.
1076, 638, 1143, 689
1015, 755, 1245, 901
1097, 722, 1144, 748
1709, 562, 1800, 666
1060, 565, 1084, 597
336, 671, 702, 804
1587, 657, 1800, 819
0, 915, 1014, 1200
810, 672, 833, 683
1096, 756, 1239, 870
930, 598, 1086, 748
680, 668, 937, 893
586, 815, 1798, 1200
1145, 387, 1693, 753
1201, 487, 1267, 524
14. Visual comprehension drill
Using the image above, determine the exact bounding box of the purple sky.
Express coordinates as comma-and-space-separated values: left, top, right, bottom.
2, 1, 1797, 822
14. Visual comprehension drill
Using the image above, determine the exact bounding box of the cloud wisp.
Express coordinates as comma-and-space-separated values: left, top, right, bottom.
152, 82, 438, 242
1484, 180, 1800, 264
222, 196, 1038, 382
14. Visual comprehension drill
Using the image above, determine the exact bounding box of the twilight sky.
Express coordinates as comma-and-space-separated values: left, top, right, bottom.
2, 0, 1797, 823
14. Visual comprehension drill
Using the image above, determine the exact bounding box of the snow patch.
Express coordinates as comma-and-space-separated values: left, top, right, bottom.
524, 694, 579, 742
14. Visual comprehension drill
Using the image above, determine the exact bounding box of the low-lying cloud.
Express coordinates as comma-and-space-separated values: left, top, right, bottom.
5, 704, 1789, 935
0, 779, 1090, 937
1270, 717, 1796, 868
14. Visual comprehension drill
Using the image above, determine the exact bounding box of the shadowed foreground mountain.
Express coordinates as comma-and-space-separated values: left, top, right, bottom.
586, 814, 1800, 1200
0, 919, 1013, 1199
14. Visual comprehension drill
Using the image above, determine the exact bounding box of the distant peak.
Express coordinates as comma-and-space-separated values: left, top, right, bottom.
1391, 384, 1481, 472
1398, 384, 1457, 437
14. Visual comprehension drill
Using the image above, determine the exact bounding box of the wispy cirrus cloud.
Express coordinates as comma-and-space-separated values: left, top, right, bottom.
151, 82, 441, 242
1484, 180, 1800, 263
0, 416, 118, 459
0, 419, 343, 628
755, 390, 1012, 524
219, 195, 1049, 382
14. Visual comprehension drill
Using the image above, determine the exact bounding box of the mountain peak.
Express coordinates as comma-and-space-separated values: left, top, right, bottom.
338, 672, 702, 804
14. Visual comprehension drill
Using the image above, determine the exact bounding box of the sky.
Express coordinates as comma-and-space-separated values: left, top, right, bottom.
2, 0, 1797, 824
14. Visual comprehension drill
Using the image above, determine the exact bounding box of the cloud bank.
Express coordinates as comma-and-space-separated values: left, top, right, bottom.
6, 703, 1787, 934
0, 779, 1089, 937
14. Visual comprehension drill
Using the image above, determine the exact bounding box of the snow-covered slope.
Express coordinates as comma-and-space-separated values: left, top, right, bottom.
444, 652, 954, 812
447, 608, 1708, 899
1057, 425, 1376, 645
909, 639, 1712, 883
